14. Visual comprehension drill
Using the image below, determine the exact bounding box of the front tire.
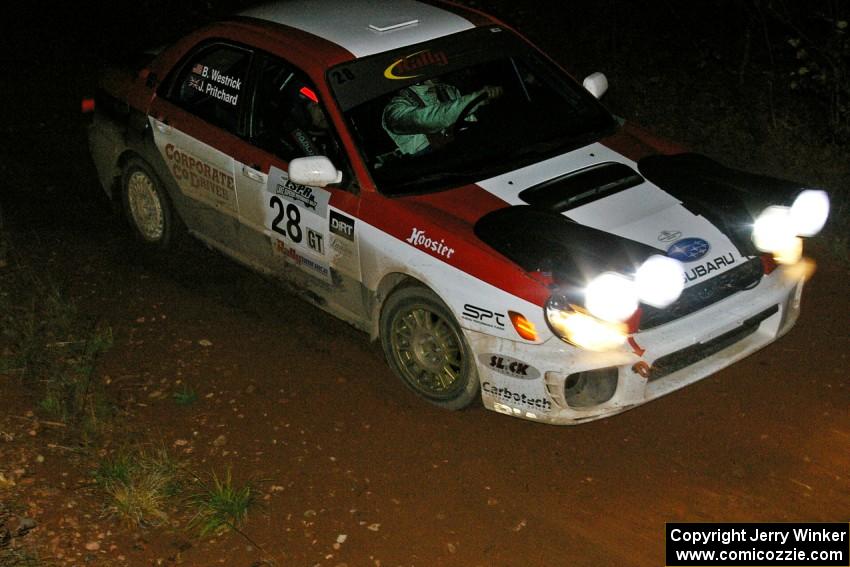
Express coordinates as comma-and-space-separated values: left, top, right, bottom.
379, 286, 480, 410
121, 158, 178, 248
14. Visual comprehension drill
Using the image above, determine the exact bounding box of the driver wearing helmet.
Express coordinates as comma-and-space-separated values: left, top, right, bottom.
278, 79, 333, 158
382, 79, 503, 156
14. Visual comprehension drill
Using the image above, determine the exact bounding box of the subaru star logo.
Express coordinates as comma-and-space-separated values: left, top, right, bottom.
667, 237, 711, 262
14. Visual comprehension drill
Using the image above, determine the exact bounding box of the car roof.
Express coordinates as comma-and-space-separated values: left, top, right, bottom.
239, 0, 484, 58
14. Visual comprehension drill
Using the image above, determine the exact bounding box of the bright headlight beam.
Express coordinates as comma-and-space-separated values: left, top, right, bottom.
753, 205, 797, 253
585, 272, 638, 322
790, 189, 829, 237
635, 255, 685, 308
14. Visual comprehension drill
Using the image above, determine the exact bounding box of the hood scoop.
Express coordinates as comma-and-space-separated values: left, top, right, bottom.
518, 162, 644, 212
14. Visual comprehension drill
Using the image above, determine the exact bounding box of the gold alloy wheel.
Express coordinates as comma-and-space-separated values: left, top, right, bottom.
390, 306, 465, 399
126, 170, 165, 242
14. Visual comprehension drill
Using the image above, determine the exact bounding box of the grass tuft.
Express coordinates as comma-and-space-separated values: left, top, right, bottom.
0, 547, 51, 567
0, 239, 113, 436
171, 384, 198, 407
95, 448, 184, 527
189, 468, 256, 537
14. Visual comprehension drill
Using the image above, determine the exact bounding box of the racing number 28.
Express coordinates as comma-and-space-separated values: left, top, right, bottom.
270, 196, 302, 243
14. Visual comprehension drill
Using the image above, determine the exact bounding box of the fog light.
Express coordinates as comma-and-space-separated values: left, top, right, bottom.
564, 367, 618, 408
773, 236, 803, 265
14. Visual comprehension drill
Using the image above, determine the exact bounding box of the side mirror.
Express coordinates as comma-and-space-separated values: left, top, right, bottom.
289, 156, 342, 188
582, 72, 608, 99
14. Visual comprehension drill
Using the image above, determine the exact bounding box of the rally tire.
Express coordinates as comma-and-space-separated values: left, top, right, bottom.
380, 286, 480, 410
121, 158, 180, 248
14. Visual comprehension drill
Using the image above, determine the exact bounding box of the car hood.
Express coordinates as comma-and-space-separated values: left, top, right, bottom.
405, 143, 803, 291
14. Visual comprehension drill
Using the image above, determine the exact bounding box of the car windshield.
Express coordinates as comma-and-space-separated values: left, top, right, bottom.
329, 27, 617, 196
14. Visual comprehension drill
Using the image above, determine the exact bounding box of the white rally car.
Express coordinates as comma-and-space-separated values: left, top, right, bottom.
86, 0, 829, 424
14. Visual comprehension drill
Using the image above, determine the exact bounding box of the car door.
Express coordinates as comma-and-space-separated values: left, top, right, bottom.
229, 53, 366, 319
148, 41, 253, 252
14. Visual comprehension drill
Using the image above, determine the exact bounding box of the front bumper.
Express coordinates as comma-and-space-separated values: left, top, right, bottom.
469, 264, 806, 425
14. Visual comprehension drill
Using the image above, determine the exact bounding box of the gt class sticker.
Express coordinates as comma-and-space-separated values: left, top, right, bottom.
266, 166, 332, 283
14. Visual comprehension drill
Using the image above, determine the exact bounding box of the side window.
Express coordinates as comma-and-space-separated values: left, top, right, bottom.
250, 56, 340, 164
167, 43, 251, 133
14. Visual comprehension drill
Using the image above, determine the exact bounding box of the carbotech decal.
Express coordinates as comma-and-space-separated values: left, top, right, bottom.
406, 228, 455, 259
164, 143, 236, 212
383, 49, 449, 80
482, 382, 551, 411
479, 354, 541, 380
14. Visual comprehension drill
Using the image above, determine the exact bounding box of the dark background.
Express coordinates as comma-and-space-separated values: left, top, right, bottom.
1, 0, 847, 235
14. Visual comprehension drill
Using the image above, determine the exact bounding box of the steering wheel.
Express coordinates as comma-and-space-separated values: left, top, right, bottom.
451, 91, 489, 135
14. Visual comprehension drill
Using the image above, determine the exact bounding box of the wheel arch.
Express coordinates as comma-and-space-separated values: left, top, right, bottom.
98, 149, 149, 208
368, 272, 433, 341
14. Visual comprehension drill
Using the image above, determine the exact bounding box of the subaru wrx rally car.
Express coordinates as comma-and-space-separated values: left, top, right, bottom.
86, 0, 829, 424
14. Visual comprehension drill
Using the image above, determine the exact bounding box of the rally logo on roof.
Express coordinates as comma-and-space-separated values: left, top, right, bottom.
384, 49, 449, 80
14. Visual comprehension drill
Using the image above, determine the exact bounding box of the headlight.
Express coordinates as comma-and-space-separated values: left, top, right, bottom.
752, 206, 803, 264
790, 189, 829, 237
544, 257, 686, 352
545, 296, 628, 352
753, 190, 829, 264
635, 255, 685, 308
584, 272, 638, 322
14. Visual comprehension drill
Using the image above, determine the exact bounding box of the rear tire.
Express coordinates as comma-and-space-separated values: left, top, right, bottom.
121, 158, 179, 248
380, 286, 480, 410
